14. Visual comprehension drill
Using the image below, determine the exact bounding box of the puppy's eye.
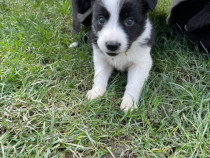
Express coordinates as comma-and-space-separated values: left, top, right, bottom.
98, 16, 106, 24
125, 17, 134, 26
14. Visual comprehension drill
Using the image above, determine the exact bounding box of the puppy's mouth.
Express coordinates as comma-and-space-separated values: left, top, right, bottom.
106, 52, 118, 56
105, 46, 129, 57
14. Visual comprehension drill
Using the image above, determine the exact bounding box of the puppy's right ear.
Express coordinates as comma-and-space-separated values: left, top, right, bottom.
145, 0, 158, 10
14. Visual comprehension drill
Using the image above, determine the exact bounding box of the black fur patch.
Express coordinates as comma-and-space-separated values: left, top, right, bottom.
168, 0, 210, 53
92, 1, 110, 32
76, 0, 93, 26
119, 0, 149, 47
77, 0, 92, 14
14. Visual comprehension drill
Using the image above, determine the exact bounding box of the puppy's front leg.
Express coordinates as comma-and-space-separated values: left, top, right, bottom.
120, 61, 152, 112
87, 52, 113, 100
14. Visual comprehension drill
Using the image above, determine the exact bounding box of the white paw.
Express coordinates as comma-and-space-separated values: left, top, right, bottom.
87, 87, 105, 100
120, 95, 138, 112
69, 42, 78, 48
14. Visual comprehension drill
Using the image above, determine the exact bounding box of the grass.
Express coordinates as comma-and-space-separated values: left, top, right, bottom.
0, 0, 209, 157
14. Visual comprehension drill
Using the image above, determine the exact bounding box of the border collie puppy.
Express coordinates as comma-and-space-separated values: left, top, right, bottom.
71, 0, 93, 34
167, 0, 210, 53
70, 0, 94, 48
87, 0, 157, 112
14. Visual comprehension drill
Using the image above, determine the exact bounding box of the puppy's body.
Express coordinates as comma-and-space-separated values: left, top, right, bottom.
167, 0, 210, 53
87, 0, 157, 111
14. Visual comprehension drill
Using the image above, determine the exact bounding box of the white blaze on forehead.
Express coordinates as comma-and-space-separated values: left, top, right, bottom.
97, 0, 128, 54
102, 0, 122, 18
101, 0, 126, 30
99, 0, 125, 35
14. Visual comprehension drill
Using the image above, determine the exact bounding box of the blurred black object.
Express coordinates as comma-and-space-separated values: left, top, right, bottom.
167, 0, 210, 53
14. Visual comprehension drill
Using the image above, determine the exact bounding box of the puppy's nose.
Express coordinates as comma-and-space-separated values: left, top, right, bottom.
106, 41, 121, 51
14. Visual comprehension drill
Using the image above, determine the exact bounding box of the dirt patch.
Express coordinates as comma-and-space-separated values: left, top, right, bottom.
102, 143, 127, 158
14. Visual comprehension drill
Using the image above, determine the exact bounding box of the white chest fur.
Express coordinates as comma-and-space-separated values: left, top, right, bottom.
93, 39, 152, 72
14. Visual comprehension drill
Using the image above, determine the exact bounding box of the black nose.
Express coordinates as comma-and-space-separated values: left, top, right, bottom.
106, 41, 121, 51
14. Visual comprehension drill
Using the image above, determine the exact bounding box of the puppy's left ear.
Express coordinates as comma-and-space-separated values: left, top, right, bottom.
145, 0, 158, 10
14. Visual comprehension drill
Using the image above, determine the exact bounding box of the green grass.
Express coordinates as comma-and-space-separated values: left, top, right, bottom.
0, 0, 209, 157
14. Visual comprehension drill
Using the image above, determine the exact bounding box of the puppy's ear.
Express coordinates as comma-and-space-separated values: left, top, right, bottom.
145, 0, 158, 10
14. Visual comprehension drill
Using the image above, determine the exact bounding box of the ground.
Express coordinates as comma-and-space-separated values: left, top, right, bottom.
0, 0, 209, 157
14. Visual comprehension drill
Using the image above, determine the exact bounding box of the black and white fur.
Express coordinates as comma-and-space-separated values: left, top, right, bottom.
70, 0, 93, 47
167, 0, 210, 53
87, 0, 157, 112
71, 0, 93, 34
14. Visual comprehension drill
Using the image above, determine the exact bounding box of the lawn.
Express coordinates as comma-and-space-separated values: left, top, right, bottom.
0, 0, 209, 157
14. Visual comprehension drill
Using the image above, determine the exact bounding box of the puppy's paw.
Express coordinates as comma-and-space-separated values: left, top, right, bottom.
87, 87, 105, 100
120, 95, 138, 112
69, 42, 78, 48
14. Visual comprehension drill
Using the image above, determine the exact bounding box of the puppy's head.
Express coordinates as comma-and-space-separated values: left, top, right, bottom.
91, 0, 157, 56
